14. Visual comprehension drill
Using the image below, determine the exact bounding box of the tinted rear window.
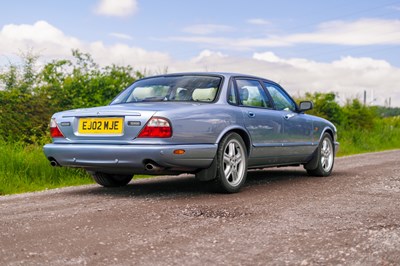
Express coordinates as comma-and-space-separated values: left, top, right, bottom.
111, 75, 222, 104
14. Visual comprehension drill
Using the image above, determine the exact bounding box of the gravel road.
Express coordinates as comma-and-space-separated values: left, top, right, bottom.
1, 150, 399, 265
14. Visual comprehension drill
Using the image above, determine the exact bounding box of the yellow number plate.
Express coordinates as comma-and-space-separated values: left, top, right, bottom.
78, 117, 124, 134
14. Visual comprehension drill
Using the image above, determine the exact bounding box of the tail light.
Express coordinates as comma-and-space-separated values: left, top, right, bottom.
138, 117, 172, 138
50, 118, 64, 138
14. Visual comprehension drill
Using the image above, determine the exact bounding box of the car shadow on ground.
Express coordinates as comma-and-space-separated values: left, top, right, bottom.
64, 167, 328, 198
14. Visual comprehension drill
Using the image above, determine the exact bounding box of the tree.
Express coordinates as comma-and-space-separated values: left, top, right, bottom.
302, 92, 344, 126
39, 49, 138, 110
342, 99, 375, 130
0, 52, 48, 143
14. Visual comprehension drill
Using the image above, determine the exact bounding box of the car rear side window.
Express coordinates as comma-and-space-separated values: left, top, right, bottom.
235, 79, 272, 108
227, 79, 238, 105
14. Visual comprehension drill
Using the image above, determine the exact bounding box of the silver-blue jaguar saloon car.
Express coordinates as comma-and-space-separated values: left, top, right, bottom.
44, 72, 338, 193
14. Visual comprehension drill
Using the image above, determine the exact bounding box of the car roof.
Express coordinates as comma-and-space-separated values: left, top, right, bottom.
139, 72, 278, 85
140, 72, 257, 79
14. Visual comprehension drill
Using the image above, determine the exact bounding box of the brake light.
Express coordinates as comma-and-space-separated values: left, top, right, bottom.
138, 117, 172, 138
50, 118, 64, 138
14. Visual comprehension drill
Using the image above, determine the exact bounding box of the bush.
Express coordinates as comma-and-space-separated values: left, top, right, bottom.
0, 50, 141, 144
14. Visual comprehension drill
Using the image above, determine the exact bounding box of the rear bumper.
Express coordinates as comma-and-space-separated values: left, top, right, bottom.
43, 143, 217, 174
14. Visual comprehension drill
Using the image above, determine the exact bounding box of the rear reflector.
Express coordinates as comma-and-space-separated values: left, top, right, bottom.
138, 117, 172, 138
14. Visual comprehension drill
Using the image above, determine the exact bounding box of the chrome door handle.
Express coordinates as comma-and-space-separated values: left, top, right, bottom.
284, 113, 296, 120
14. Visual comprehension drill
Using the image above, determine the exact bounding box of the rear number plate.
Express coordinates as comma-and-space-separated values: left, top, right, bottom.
78, 117, 124, 134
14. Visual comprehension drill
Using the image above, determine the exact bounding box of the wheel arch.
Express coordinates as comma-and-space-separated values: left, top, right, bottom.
216, 126, 252, 156
305, 127, 335, 171
196, 127, 251, 183
320, 127, 335, 152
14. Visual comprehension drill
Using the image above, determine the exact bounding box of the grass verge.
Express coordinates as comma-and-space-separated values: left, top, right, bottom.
337, 117, 400, 156
0, 142, 93, 195
1, 117, 399, 195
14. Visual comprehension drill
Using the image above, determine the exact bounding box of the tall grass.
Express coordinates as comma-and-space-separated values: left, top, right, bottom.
337, 117, 400, 156
0, 142, 93, 195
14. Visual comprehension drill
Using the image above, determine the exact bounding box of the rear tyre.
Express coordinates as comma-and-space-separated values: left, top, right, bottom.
214, 132, 248, 193
91, 172, 133, 187
306, 133, 335, 177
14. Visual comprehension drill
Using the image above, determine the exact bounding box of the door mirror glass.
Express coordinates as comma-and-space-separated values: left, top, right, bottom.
299, 101, 313, 112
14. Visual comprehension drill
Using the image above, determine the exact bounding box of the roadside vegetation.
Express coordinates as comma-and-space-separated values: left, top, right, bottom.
0, 141, 92, 195
1, 51, 399, 195
297, 92, 400, 155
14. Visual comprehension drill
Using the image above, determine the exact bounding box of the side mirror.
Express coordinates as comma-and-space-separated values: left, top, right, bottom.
299, 101, 313, 112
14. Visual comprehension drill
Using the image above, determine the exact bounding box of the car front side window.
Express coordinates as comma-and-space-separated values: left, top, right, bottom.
264, 83, 296, 112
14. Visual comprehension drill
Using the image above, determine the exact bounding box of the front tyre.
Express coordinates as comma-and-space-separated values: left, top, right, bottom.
307, 133, 335, 177
91, 172, 133, 187
214, 133, 248, 193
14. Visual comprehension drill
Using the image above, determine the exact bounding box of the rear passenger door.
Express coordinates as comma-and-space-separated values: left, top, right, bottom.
232, 78, 285, 166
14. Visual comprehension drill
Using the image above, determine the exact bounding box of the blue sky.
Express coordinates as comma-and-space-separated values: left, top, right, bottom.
1, 0, 400, 106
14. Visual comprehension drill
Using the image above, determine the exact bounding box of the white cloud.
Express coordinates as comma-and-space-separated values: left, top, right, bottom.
0, 21, 170, 69
191, 49, 227, 63
182, 24, 234, 35
254, 51, 328, 72
95, 0, 138, 17
285, 19, 400, 45
89, 42, 170, 66
1, 21, 400, 107
169, 36, 291, 50
109, 32, 133, 40
253, 51, 281, 62
173, 19, 400, 49
252, 51, 400, 106
331, 56, 391, 70
246, 18, 271, 25
0, 21, 82, 57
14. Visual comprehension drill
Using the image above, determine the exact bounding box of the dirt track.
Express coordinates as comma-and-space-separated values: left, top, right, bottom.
1, 150, 400, 265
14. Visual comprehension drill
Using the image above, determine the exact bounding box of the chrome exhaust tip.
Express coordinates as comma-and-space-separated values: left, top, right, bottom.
145, 163, 163, 172
50, 160, 59, 167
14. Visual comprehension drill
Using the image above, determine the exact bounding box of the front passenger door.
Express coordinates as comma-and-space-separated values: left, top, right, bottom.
263, 82, 314, 161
